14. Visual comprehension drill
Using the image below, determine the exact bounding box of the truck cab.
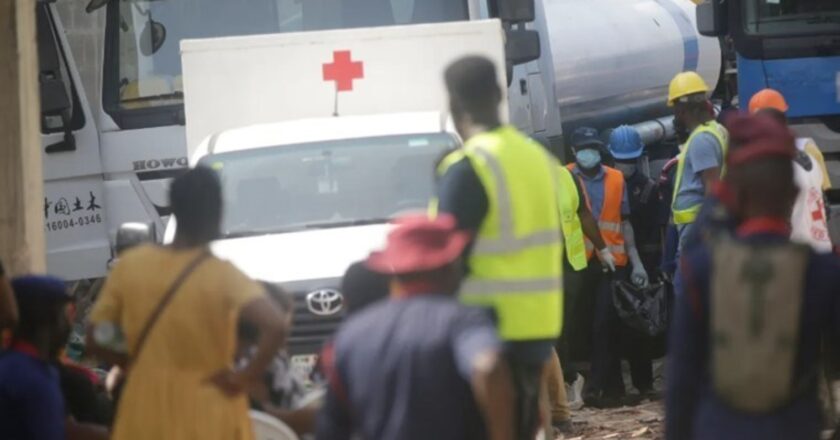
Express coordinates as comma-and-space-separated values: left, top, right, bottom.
38, 2, 111, 281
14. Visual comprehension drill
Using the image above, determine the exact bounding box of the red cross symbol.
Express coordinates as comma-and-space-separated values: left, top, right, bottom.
812, 198, 825, 221
322, 50, 364, 92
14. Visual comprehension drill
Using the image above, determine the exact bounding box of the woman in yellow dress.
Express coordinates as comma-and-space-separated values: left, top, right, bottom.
87, 167, 286, 440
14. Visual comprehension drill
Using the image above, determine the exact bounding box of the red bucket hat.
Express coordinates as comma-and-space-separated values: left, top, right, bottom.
366, 214, 471, 275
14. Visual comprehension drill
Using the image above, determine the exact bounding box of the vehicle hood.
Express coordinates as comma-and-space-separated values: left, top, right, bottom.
211, 224, 390, 283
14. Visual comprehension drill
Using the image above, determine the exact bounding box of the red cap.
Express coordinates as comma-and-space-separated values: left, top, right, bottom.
366, 214, 470, 275
725, 114, 795, 167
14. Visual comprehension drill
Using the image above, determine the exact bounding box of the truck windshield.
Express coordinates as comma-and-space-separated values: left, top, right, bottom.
743, 0, 840, 36
106, 0, 468, 113
198, 133, 458, 238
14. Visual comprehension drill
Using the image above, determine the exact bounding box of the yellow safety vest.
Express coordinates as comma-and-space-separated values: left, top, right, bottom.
556, 166, 587, 271
671, 121, 729, 225
434, 126, 563, 341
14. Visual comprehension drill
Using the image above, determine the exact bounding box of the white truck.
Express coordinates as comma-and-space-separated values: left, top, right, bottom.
41, 0, 719, 292
170, 20, 504, 355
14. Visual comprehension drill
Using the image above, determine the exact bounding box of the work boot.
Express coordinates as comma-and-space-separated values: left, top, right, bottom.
636, 386, 662, 401
583, 390, 625, 409
565, 373, 585, 410
552, 419, 575, 438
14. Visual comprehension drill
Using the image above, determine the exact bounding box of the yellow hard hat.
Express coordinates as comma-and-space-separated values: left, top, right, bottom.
668, 71, 709, 106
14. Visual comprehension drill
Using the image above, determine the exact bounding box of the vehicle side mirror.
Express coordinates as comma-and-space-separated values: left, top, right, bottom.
40, 77, 70, 116
505, 28, 540, 66
696, 0, 727, 37
116, 222, 155, 255
498, 0, 535, 23
37, 3, 77, 154
139, 18, 167, 56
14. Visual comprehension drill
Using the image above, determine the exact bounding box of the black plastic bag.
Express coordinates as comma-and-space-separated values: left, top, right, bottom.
612, 279, 669, 337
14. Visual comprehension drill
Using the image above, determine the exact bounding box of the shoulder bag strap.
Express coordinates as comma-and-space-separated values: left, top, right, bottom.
131, 250, 210, 363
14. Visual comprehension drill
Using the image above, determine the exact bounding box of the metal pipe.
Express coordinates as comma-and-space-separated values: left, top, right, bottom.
632, 116, 676, 146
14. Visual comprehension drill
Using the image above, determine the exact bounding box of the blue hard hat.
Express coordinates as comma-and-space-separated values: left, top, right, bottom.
608, 125, 644, 160
571, 127, 604, 150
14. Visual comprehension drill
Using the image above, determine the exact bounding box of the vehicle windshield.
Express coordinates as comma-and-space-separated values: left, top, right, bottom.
198, 133, 458, 238
743, 0, 840, 36
107, 0, 468, 111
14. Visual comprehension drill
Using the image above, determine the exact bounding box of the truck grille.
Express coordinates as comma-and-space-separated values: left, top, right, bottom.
287, 288, 345, 355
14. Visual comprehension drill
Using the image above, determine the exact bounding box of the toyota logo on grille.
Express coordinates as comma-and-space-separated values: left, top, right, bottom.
305, 289, 344, 316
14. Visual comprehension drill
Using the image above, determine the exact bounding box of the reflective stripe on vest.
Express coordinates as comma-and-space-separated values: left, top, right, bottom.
568, 165, 629, 267
469, 148, 562, 254
671, 121, 729, 225
556, 166, 587, 271
435, 127, 563, 341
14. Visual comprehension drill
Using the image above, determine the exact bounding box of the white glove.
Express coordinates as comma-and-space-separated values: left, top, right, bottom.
596, 248, 616, 272
631, 264, 649, 288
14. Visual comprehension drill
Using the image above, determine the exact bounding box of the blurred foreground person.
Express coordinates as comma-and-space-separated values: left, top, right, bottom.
340, 260, 390, 315
237, 282, 314, 436
87, 167, 286, 440
317, 215, 514, 440
434, 55, 562, 439
0, 276, 108, 440
0, 276, 71, 439
666, 115, 840, 440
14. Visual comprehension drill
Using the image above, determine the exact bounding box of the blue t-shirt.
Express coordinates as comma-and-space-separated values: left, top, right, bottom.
317, 295, 500, 440
673, 132, 724, 211
0, 350, 65, 440
571, 165, 630, 220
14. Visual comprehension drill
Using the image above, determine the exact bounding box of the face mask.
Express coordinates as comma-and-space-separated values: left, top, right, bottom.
614, 162, 637, 177
575, 149, 601, 169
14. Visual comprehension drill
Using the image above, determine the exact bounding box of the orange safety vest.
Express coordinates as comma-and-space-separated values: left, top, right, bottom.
566, 164, 628, 267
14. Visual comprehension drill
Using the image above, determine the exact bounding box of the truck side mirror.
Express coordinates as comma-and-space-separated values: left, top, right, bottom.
40, 77, 71, 115
37, 4, 76, 153
139, 17, 167, 56
696, 1, 727, 37
505, 29, 540, 66
116, 222, 155, 255
498, 0, 535, 23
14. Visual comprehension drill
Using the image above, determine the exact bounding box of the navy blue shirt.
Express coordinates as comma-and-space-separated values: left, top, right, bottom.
625, 171, 665, 246
436, 156, 488, 234
0, 349, 65, 440
666, 231, 840, 440
316, 294, 500, 440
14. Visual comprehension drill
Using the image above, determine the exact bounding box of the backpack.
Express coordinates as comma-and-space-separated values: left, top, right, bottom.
710, 239, 811, 412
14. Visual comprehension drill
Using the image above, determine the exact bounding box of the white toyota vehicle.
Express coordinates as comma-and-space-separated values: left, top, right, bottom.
164, 112, 458, 358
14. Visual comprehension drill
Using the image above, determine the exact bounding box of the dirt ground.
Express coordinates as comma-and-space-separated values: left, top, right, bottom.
561, 400, 664, 440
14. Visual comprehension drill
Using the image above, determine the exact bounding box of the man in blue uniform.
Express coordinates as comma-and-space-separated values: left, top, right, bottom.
666, 115, 840, 440
608, 125, 666, 398
317, 215, 514, 440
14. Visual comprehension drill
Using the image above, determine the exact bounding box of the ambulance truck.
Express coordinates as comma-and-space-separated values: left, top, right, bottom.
172, 21, 503, 356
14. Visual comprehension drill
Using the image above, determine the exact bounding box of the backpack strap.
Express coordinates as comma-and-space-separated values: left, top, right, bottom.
132, 250, 210, 363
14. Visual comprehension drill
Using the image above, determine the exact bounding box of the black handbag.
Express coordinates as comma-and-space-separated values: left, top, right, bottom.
611, 279, 669, 337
